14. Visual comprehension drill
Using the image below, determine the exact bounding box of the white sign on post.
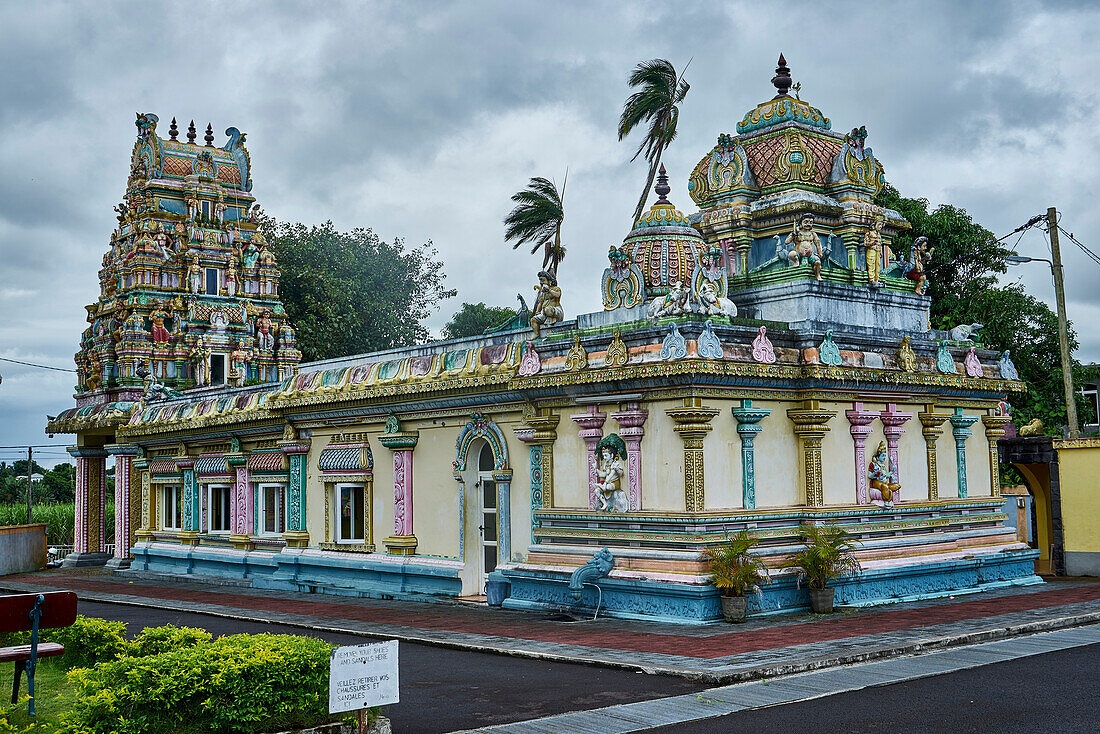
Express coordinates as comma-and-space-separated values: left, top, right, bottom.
328, 640, 400, 714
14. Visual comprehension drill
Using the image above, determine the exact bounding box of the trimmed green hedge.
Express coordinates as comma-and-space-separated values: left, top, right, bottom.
64, 633, 336, 734
0, 616, 128, 669
128, 624, 212, 658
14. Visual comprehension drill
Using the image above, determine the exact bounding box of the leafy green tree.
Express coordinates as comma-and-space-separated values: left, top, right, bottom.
261, 218, 456, 362
618, 58, 691, 223
40, 463, 76, 503
876, 184, 1089, 433
503, 176, 566, 275
442, 302, 516, 340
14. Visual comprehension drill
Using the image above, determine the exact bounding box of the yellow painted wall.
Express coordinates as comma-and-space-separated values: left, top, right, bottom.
409, 421, 462, 559
747, 400, 801, 508
936, 429, 959, 499
1058, 444, 1100, 554
554, 408, 591, 509
820, 402, 854, 506
645, 400, 687, 512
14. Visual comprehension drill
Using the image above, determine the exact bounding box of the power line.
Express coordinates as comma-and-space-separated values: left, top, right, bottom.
0, 356, 76, 373
1057, 224, 1100, 268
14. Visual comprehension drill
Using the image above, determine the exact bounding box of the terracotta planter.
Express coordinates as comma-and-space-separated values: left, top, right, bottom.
719, 594, 749, 623
808, 587, 835, 614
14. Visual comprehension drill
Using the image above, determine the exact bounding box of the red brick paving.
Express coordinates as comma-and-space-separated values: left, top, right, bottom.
7, 573, 1100, 660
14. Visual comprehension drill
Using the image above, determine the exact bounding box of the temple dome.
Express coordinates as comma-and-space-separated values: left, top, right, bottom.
736, 53, 830, 134
620, 165, 705, 295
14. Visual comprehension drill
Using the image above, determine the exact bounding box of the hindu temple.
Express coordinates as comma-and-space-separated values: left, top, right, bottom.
48, 58, 1038, 621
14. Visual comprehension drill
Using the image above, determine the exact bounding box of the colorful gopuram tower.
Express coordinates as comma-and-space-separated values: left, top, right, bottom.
48, 114, 299, 566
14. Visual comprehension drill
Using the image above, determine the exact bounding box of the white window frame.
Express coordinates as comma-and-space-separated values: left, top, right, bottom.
334, 483, 366, 544
258, 483, 286, 536
206, 483, 232, 534
162, 485, 182, 530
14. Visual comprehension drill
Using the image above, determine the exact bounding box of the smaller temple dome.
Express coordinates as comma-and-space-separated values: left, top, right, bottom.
620, 165, 706, 295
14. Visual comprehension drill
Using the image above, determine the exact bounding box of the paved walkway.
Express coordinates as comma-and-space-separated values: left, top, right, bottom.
2, 570, 1099, 683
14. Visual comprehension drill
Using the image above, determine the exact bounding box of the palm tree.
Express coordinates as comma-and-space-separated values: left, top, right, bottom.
618, 58, 691, 223
503, 175, 566, 275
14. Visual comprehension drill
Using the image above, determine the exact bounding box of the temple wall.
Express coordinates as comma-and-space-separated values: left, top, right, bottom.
555, 409, 590, 509
703, 417, 740, 510
413, 423, 462, 559
936, 429, 959, 498
749, 401, 801, 509
965, 428, 989, 497
646, 401, 687, 512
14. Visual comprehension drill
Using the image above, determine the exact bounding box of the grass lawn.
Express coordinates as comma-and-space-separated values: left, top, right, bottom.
2, 662, 75, 732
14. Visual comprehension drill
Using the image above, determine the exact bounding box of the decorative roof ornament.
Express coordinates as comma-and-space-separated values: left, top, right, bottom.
168, 118, 179, 141
204, 123, 215, 146
654, 163, 671, 204
187, 120, 197, 144
771, 53, 793, 98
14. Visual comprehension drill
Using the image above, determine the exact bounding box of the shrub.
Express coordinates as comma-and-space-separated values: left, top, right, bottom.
65, 634, 337, 734
701, 530, 770, 597
128, 624, 211, 658
792, 522, 862, 591
46, 616, 129, 669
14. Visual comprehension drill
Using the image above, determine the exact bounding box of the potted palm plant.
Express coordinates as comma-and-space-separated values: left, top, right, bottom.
701, 530, 770, 623
792, 522, 861, 614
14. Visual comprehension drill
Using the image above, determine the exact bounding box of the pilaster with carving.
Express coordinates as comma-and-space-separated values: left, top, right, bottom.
918, 407, 950, 500
731, 399, 771, 510
950, 408, 979, 499
845, 402, 878, 505
515, 408, 559, 543
177, 458, 199, 546
279, 437, 311, 548
611, 402, 648, 511
981, 414, 1011, 497
105, 444, 141, 562
379, 416, 420, 556
666, 399, 720, 512
228, 454, 252, 550
68, 447, 108, 556
134, 455, 154, 541
787, 401, 837, 506
572, 405, 607, 510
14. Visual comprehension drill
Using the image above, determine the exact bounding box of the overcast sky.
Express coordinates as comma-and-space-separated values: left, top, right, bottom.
2, 0, 1099, 466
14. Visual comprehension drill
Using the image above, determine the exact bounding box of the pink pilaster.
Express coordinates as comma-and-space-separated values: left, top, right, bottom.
393, 449, 414, 536
611, 402, 648, 511
232, 463, 252, 535
114, 454, 132, 559
74, 456, 86, 553
572, 405, 607, 509
880, 403, 913, 502
845, 402, 879, 505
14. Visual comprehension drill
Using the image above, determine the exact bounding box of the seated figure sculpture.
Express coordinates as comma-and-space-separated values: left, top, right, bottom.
786, 214, 824, 281
593, 434, 628, 513
529, 270, 563, 339
647, 280, 690, 319
696, 281, 737, 318
867, 440, 900, 507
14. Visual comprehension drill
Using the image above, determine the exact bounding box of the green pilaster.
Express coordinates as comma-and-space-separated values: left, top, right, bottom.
950, 408, 978, 499
731, 399, 772, 510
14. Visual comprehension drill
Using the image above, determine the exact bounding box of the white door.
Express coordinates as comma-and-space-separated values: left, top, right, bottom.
476, 442, 497, 594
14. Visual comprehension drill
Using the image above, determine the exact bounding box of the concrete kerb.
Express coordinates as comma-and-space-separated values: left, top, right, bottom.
2, 580, 1099, 685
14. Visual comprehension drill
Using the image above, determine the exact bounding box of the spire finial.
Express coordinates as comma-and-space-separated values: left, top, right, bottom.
186, 120, 197, 144
204, 123, 215, 146
654, 163, 671, 203
168, 117, 179, 141
771, 53, 792, 98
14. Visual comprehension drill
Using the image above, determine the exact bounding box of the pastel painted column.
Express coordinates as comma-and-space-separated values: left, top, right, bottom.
572, 405, 607, 510
845, 402, 878, 505
880, 403, 913, 502
731, 399, 771, 510
176, 458, 199, 545
666, 398, 720, 512
494, 469, 514, 562
787, 401, 837, 506
379, 417, 420, 556
981, 414, 1011, 497
279, 436, 311, 548
65, 447, 108, 565
611, 402, 649, 511
105, 444, 140, 567
918, 408, 950, 500
133, 455, 154, 541
950, 408, 979, 499
228, 454, 252, 550
515, 409, 559, 543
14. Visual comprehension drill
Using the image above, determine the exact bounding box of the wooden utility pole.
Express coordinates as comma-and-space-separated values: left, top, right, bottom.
26, 446, 33, 525
1047, 206, 1080, 438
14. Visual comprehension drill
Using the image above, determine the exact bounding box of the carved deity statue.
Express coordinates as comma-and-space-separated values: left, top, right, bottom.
225, 258, 239, 297
905, 236, 934, 294
190, 336, 211, 386
84, 352, 102, 391
785, 214, 823, 281
259, 244, 277, 267
149, 300, 172, 345
868, 440, 900, 507
864, 215, 887, 286
594, 435, 628, 513
185, 191, 199, 221
529, 270, 563, 339
214, 193, 227, 224
255, 309, 275, 352
230, 340, 253, 387
897, 336, 917, 373
188, 255, 203, 294
696, 281, 737, 318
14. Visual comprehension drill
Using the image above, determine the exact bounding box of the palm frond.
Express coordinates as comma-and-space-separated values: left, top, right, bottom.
504, 176, 566, 270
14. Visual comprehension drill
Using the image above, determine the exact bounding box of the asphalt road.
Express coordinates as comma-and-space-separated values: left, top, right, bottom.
653, 642, 1100, 734
77, 600, 705, 733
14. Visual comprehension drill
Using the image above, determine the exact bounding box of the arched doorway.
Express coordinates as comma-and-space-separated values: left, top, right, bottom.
453, 414, 512, 596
